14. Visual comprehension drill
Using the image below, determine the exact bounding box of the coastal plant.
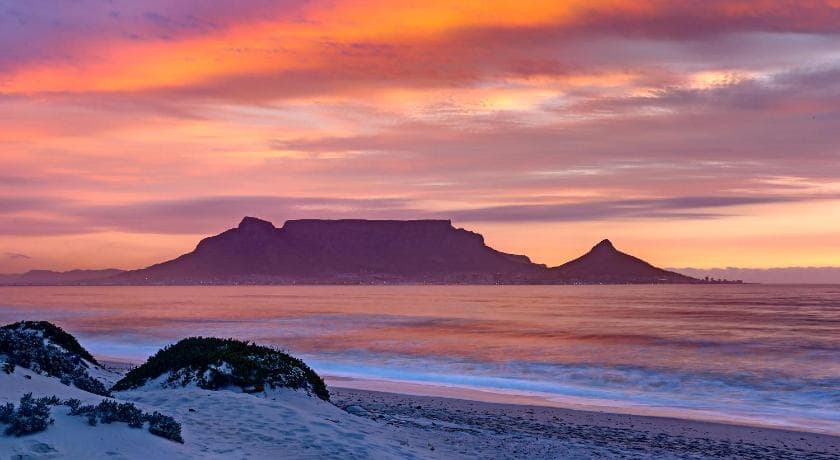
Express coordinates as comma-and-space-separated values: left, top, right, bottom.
146, 411, 184, 443
112, 337, 329, 401
1, 393, 55, 436
0, 321, 109, 396
1, 321, 99, 364
0, 395, 184, 443
63, 398, 82, 412
65, 399, 183, 443
0, 402, 14, 424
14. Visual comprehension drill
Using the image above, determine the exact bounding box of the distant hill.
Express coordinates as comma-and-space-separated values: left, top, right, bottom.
551, 239, 696, 284
104, 217, 699, 285
0, 269, 124, 285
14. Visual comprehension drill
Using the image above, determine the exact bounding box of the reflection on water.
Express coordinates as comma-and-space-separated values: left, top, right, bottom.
0, 285, 838, 434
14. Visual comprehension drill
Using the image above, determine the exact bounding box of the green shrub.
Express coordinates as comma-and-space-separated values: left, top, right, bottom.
0, 403, 13, 424
63, 398, 82, 412
112, 337, 329, 401
1, 321, 98, 364
0, 323, 109, 396
146, 411, 184, 443
64, 399, 183, 443
2, 393, 54, 436
0, 393, 184, 443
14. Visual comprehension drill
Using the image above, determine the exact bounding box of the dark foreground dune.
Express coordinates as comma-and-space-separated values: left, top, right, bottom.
332, 388, 839, 459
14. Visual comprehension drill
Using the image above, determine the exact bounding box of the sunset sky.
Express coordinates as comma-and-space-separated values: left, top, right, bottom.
2, 0, 839, 272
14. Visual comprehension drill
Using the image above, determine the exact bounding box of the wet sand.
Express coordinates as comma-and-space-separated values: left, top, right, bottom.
331, 387, 840, 459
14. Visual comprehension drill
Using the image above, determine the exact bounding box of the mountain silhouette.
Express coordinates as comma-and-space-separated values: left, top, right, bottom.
14, 217, 701, 285
0, 269, 125, 285
551, 239, 694, 283
112, 217, 546, 284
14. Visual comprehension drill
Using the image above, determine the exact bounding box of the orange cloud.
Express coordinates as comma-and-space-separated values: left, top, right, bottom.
3, 1, 838, 95
2, 1, 840, 272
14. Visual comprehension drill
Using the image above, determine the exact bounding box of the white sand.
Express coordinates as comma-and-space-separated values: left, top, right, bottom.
0, 365, 431, 459
2, 363, 838, 459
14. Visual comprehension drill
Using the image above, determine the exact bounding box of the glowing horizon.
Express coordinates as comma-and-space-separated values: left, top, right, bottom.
2, 1, 840, 272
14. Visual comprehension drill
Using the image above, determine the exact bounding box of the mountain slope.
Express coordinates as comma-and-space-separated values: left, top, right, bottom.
112, 217, 544, 284
100, 217, 700, 285
550, 239, 696, 283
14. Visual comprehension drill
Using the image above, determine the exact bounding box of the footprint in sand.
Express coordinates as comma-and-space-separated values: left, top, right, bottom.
10, 440, 59, 460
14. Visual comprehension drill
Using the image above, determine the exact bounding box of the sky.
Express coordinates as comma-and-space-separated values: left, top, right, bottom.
1, 0, 840, 272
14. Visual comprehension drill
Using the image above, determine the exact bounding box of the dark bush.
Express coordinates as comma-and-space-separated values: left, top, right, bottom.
146, 411, 184, 443
2, 393, 54, 436
41, 395, 61, 406
69, 402, 94, 416
73, 374, 110, 395
0, 323, 109, 396
2, 361, 14, 374
0, 395, 184, 443
112, 337, 329, 401
92, 400, 145, 428
1, 321, 98, 364
62, 398, 183, 442
0, 403, 13, 424
63, 398, 81, 412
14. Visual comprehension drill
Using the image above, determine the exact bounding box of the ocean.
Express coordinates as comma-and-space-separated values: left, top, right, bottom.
1, 284, 837, 434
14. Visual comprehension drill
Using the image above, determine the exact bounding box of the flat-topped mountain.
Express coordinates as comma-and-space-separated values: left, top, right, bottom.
11, 217, 700, 285
112, 217, 545, 284
551, 239, 695, 283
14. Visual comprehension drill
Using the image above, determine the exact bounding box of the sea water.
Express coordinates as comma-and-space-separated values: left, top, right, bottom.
1, 285, 837, 434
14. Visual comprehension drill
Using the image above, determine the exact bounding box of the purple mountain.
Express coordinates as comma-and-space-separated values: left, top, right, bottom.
84, 217, 700, 285
550, 239, 694, 283
0, 269, 125, 285
111, 217, 546, 284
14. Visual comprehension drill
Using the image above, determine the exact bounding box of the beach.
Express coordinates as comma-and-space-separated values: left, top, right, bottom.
331, 387, 840, 459
3, 360, 837, 459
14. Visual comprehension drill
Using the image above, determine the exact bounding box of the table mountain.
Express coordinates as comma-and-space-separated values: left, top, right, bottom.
111, 217, 545, 284
86, 217, 701, 285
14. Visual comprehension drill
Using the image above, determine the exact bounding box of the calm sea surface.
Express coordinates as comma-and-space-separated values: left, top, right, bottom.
1, 285, 837, 434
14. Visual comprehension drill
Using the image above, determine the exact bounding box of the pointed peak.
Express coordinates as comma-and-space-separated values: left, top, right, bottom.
238, 216, 276, 231
592, 239, 615, 251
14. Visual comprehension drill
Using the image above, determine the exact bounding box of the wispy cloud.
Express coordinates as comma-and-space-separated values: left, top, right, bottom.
446, 195, 839, 223
1, 1, 839, 269
1, 193, 836, 236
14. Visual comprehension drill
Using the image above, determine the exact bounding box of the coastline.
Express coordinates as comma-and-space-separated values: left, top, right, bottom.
331, 387, 840, 459
325, 375, 839, 436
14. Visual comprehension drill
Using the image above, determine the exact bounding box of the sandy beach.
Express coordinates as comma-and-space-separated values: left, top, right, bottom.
331, 387, 840, 459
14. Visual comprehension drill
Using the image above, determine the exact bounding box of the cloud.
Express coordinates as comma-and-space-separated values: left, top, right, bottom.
3, 252, 31, 260
567, 1, 840, 38
72, 195, 420, 234
573, 65, 840, 114
1, 1, 839, 269
3, 1, 840, 97
446, 195, 835, 223
0, 193, 835, 236
0, 196, 67, 214
0, 195, 421, 235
